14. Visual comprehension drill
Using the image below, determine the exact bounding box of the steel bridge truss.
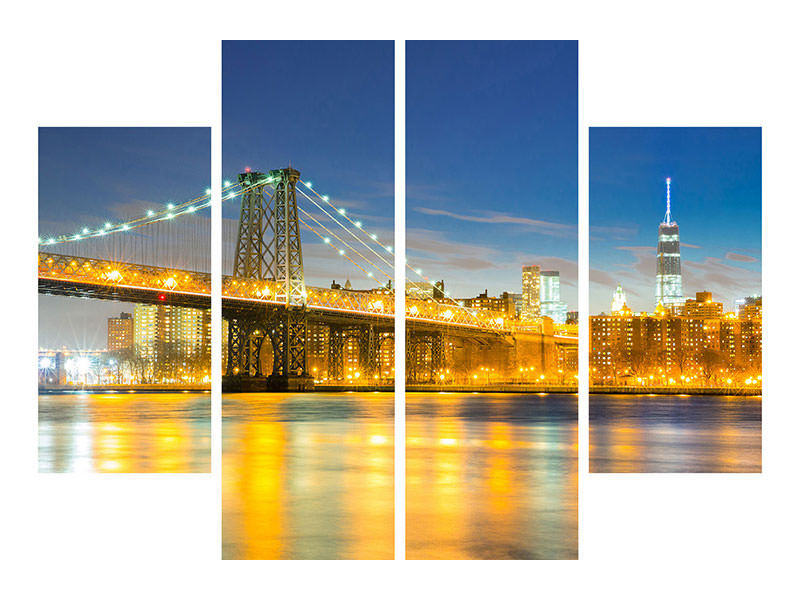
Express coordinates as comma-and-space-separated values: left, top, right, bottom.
406, 298, 510, 333
233, 168, 306, 306
38, 252, 211, 307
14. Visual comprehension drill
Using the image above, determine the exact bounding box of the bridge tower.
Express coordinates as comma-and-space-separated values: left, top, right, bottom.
226, 167, 313, 391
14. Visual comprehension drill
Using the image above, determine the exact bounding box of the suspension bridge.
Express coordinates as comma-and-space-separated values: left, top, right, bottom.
38, 166, 576, 391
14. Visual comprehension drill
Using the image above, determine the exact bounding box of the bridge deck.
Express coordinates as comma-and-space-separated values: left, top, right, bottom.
38, 252, 578, 340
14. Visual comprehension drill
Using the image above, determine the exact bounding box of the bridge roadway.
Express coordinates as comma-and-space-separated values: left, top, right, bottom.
38, 252, 532, 335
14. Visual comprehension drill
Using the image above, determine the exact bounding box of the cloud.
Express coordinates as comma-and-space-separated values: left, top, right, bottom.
725, 251, 758, 263
681, 242, 702, 249
615, 245, 654, 252
590, 268, 617, 289
407, 228, 505, 273
681, 257, 761, 302
412, 207, 575, 238
594, 244, 761, 313
590, 224, 638, 241
406, 227, 577, 307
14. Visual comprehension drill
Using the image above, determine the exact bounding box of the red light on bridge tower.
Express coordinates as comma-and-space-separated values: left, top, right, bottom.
158, 293, 167, 302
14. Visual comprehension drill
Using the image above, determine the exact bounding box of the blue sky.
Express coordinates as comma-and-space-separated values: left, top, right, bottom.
590, 127, 762, 314
38, 127, 210, 349
222, 41, 394, 287
406, 41, 578, 307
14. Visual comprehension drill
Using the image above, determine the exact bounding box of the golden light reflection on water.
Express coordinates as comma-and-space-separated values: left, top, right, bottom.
38, 393, 210, 473
589, 395, 761, 473
222, 393, 394, 560
406, 393, 578, 560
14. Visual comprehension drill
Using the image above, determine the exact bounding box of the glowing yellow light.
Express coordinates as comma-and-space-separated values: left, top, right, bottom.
164, 277, 177, 289
106, 270, 122, 282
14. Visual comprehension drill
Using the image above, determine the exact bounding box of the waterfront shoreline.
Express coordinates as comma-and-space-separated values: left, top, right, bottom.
590, 386, 761, 396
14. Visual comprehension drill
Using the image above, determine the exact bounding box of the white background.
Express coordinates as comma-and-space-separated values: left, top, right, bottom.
1, 1, 797, 597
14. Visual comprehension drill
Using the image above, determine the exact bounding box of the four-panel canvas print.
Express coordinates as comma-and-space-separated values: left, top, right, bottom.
36, 42, 762, 560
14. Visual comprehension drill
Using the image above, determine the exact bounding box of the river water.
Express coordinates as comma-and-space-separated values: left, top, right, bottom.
222, 392, 394, 560
590, 394, 762, 473
406, 392, 578, 560
38, 392, 210, 473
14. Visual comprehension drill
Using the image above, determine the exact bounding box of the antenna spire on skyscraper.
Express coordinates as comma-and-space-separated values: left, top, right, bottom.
656, 176, 683, 308
664, 177, 672, 223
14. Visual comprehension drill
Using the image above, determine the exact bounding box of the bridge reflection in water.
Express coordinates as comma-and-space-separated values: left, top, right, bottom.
222, 392, 394, 560
38, 393, 210, 473
406, 393, 577, 560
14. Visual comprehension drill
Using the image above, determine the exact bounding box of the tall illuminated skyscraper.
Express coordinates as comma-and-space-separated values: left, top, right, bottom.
655, 178, 683, 308
521, 265, 541, 319
540, 270, 568, 324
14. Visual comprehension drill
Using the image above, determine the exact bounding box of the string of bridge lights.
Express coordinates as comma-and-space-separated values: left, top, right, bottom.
297, 217, 389, 287
296, 180, 433, 290
296, 206, 393, 283
38, 177, 277, 246
36, 183, 242, 246
296, 180, 489, 322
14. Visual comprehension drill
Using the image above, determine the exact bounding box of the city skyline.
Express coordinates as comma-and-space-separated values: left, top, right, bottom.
590, 127, 761, 315
406, 41, 578, 306
38, 127, 210, 348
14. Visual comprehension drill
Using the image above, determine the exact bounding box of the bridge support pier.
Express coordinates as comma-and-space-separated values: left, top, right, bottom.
266, 306, 314, 391
223, 307, 314, 392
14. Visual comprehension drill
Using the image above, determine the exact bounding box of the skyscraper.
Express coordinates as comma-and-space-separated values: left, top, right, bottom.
521, 265, 541, 319
655, 178, 683, 308
540, 271, 568, 324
